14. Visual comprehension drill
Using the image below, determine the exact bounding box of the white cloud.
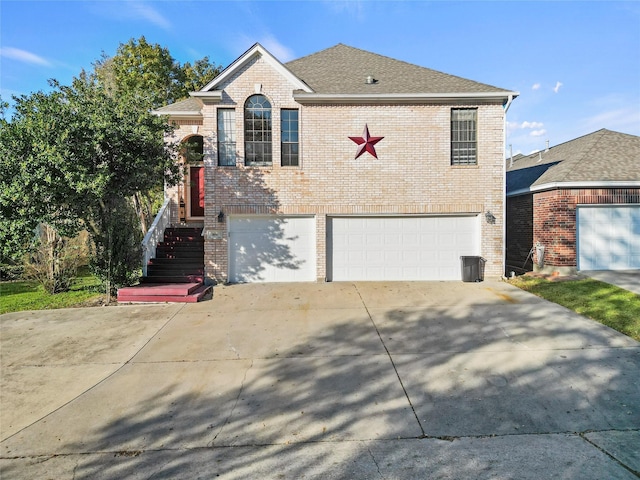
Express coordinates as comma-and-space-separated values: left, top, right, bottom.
582, 106, 640, 135
323, 0, 365, 19
0, 47, 51, 66
128, 1, 171, 30
233, 33, 295, 62
553, 81, 563, 93
259, 35, 295, 62
532, 83, 541, 90
521, 121, 544, 129
531, 129, 547, 137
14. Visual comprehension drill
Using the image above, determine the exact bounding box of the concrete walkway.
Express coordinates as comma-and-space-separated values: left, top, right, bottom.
1, 281, 639, 479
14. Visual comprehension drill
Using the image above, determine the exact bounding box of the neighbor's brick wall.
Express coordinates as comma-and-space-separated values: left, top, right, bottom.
533, 188, 640, 268
167, 55, 506, 282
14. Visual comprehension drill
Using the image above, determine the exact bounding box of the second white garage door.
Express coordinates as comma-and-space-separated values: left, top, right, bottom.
577, 205, 640, 270
328, 215, 481, 281
228, 216, 316, 283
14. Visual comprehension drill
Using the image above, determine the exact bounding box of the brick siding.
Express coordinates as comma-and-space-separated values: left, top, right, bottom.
531, 188, 640, 268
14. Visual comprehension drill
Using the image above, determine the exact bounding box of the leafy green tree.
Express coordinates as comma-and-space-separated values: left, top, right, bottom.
0, 77, 181, 298
182, 56, 220, 93
94, 36, 221, 109
1, 38, 220, 292
92, 36, 220, 233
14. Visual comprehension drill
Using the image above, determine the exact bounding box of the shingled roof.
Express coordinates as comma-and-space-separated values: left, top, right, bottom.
154, 97, 203, 116
155, 43, 517, 116
506, 129, 640, 195
285, 44, 510, 95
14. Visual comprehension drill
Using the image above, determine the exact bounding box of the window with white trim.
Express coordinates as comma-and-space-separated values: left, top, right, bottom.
217, 109, 236, 166
244, 95, 272, 166
281, 109, 299, 166
451, 108, 477, 166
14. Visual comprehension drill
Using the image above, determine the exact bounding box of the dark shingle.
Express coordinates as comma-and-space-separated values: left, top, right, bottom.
507, 129, 640, 191
285, 44, 511, 95
154, 97, 202, 115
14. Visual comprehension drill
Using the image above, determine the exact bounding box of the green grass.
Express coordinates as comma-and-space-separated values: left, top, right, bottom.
0, 267, 105, 314
510, 276, 640, 342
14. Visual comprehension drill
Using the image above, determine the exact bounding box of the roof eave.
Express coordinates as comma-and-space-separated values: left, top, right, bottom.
151, 110, 203, 118
189, 91, 223, 104
293, 91, 519, 105
507, 180, 640, 197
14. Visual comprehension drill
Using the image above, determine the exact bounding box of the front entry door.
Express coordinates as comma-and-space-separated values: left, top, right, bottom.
188, 165, 204, 218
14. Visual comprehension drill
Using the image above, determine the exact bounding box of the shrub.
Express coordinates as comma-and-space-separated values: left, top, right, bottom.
23, 224, 84, 294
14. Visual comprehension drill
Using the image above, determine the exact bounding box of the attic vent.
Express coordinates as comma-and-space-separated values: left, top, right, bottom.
365, 75, 376, 85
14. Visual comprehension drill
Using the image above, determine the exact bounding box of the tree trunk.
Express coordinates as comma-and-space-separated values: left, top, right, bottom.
132, 192, 148, 235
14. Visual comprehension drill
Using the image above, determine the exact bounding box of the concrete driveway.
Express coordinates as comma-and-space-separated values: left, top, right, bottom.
581, 270, 640, 296
1, 281, 639, 479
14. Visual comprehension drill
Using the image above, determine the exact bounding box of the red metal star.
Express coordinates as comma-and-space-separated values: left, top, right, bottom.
349, 124, 384, 159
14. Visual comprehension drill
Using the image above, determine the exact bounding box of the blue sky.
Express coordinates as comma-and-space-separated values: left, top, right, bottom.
2, 0, 639, 155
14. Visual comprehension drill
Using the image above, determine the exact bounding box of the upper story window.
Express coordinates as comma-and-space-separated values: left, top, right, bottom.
451, 108, 477, 166
217, 109, 236, 166
281, 109, 299, 167
244, 95, 272, 166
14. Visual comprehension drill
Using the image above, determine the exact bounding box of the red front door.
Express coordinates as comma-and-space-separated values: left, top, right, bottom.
189, 166, 204, 217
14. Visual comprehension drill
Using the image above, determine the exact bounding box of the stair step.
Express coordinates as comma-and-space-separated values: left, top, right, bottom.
156, 242, 204, 249
148, 258, 204, 266
158, 237, 204, 247
118, 282, 202, 296
155, 253, 204, 261
118, 284, 211, 303
147, 267, 204, 276
140, 275, 205, 284
163, 238, 204, 245
155, 248, 204, 256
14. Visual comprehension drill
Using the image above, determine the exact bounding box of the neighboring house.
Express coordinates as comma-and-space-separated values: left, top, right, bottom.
154, 43, 517, 284
506, 129, 640, 274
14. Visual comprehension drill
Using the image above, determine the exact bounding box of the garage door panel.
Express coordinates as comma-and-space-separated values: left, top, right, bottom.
578, 206, 640, 271
329, 215, 480, 281
229, 216, 316, 283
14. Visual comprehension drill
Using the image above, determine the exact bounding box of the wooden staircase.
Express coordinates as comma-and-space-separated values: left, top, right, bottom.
117, 227, 211, 303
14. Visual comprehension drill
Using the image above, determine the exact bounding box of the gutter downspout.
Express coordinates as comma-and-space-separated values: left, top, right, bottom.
502, 94, 514, 278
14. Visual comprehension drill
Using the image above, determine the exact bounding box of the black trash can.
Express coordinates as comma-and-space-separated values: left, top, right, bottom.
460, 256, 486, 282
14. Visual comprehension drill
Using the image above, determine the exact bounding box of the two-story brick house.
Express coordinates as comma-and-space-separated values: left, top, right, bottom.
154, 43, 518, 284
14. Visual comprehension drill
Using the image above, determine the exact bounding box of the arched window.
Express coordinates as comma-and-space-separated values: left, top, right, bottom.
244, 94, 272, 166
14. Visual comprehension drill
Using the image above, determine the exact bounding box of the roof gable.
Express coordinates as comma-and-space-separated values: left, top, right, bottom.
198, 43, 312, 94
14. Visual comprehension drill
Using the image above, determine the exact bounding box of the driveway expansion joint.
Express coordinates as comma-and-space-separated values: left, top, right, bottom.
210, 359, 254, 445
353, 283, 426, 437
579, 431, 640, 477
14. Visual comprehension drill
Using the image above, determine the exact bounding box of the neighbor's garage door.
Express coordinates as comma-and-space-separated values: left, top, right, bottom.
229, 216, 316, 283
328, 215, 480, 281
577, 205, 640, 270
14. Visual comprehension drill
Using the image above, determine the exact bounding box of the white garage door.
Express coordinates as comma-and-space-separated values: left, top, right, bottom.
229, 216, 316, 283
577, 205, 640, 270
328, 215, 481, 281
